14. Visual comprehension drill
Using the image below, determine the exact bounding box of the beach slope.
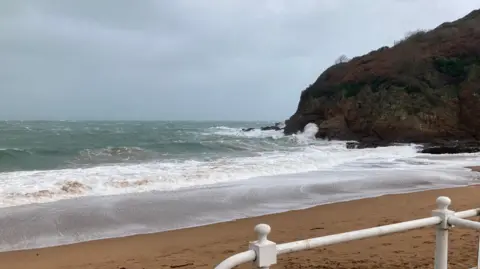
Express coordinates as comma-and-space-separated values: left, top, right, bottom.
0, 185, 479, 269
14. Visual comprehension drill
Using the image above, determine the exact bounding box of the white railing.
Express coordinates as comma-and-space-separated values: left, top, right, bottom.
215, 196, 480, 269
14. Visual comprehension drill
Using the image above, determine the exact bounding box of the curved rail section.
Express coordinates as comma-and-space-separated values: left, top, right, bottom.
215, 196, 480, 269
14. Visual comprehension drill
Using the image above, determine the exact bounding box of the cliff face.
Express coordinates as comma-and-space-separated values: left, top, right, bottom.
284, 10, 480, 144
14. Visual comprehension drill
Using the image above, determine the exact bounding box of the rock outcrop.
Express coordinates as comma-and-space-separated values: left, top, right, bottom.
242, 122, 285, 132
419, 140, 480, 154
284, 9, 480, 146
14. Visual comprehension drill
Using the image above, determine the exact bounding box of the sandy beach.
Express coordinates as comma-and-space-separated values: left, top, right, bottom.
3, 2, 480, 269
0, 184, 478, 269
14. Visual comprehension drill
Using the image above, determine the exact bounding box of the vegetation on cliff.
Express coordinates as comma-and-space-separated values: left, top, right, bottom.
284, 9, 480, 144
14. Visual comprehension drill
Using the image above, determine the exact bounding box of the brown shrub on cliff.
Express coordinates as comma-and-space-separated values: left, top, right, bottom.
285, 9, 480, 143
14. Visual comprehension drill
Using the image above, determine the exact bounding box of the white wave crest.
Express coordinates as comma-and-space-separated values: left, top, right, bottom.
1, 123, 480, 208
205, 122, 318, 143
0, 142, 416, 207
287, 123, 318, 144
206, 126, 285, 139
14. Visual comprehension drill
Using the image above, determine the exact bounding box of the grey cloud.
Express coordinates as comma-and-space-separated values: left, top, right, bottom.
1, 0, 479, 120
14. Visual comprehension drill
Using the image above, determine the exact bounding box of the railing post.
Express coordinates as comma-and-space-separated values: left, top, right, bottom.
477, 235, 480, 269
249, 224, 277, 268
432, 196, 454, 269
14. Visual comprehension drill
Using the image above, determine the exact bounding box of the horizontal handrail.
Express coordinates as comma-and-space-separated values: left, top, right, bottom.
449, 217, 480, 230
215, 196, 480, 269
277, 216, 441, 254
215, 216, 443, 269
214, 250, 256, 269
455, 209, 480, 219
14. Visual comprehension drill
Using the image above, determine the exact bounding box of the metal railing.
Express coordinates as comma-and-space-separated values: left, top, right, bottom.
215, 196, 480, 269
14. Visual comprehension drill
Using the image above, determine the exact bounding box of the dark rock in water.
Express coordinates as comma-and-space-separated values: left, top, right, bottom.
260, 126, 282, 131
283, 9, 480, 144
346, 142, 358, 149
421, 141, 480, 154
421, 146, 480, 154
242, 122, 285, 132
345, 140, 393, 149
420, 140, 480, 154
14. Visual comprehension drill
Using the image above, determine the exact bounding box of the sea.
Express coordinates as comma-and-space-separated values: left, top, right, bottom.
0, 120, 479, 251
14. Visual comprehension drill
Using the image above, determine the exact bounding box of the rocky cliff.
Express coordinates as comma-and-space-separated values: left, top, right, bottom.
284, 9, 480, 145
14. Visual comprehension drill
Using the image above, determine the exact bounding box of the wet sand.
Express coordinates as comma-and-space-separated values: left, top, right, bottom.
3, 167, 475, 252
0, 183, 479, 269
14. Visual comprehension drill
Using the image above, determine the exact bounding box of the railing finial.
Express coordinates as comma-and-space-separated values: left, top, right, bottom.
436, 196, 451, 211
254, 224, 271, 243
250, 224, 277, 268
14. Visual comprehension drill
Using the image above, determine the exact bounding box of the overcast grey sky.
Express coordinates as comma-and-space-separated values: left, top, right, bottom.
1, 1, 479, 121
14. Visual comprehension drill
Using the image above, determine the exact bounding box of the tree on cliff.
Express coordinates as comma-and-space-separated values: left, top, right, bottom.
334, 55, 350, 64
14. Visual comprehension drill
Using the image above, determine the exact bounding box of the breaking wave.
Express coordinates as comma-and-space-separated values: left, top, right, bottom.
1, 121, 480, 208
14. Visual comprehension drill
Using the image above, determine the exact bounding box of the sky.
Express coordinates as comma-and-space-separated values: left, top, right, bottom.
1, 1, 479, 121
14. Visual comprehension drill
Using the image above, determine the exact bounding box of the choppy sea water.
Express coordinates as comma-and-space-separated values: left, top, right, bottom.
0, 120, 479, 251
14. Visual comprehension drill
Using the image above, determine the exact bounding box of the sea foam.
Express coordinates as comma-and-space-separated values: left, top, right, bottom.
0, 123, 479, 208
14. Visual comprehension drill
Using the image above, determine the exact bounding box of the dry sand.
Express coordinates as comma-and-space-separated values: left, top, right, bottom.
0, 185, 479, 269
